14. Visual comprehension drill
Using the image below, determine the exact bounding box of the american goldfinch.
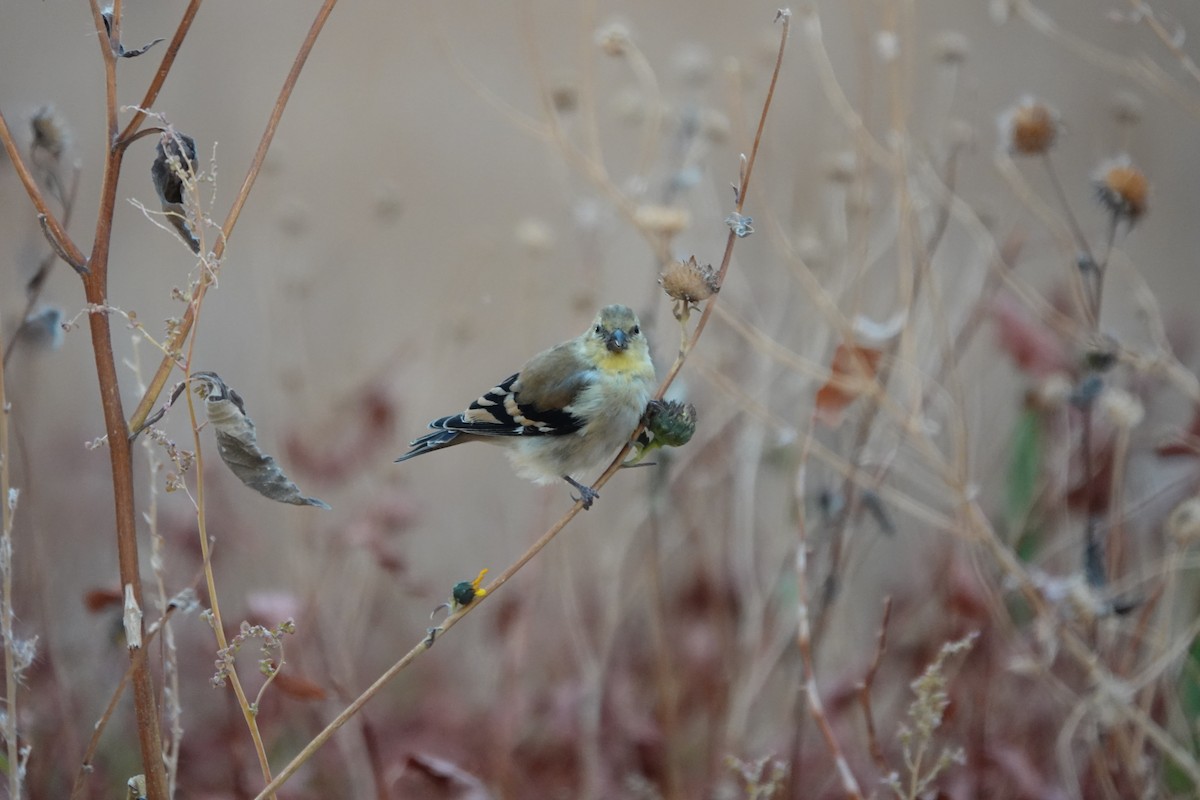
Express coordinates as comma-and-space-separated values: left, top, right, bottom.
396, 304, 656, 509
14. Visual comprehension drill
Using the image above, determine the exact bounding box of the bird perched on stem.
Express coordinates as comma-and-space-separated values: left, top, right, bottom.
396, 304, 656, 509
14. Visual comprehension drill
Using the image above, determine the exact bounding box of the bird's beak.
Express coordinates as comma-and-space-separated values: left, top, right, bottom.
606, 329, 629, 352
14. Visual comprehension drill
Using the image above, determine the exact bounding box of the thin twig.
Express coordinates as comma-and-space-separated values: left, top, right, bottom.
795, 422, 865, 800
857, 596, 894, 776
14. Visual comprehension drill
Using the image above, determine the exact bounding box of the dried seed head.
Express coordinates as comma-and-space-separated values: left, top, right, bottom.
823, 151, 858, 185
514, 217, 555, 255
30, 105, 68, 160
672, 43, 714, 87
1168, 497, 1200, 547
932, 30, 971, 65
1034, 373, 1074, 410
1082, 334, 1119, 373
635, 205, 690, 237
373, 183, 403, 224
644, 399, 698, 449
659, 256, 718, 303
998, 97, 1059, 155
1100, 387, 1144, 429
611, 87, 646, 125
596, 21, 632, 57
550, 83, 578, 114
1110, 90, 1143, 126
1093, 155, 1148, 222
698, 108, 731, 143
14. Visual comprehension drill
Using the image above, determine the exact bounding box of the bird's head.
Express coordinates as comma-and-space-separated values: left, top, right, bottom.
589, 304, 643, 353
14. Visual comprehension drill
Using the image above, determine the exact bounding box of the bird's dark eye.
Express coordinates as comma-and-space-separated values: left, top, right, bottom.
630, 325, 640, 336
594, 324, 604, 335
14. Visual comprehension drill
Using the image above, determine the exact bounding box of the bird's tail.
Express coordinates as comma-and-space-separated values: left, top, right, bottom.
394, 428, 462, 463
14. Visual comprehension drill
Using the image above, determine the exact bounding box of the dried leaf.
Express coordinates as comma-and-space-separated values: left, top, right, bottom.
815, 343, 883, 427
150, 131, 201, 253
100, 7, 165, 58
191, 372, 331, 509
84, 587, 123, 613
271, 671, 328, 702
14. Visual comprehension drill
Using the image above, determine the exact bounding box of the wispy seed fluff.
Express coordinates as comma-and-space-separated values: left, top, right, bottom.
997, 96, 1059, 155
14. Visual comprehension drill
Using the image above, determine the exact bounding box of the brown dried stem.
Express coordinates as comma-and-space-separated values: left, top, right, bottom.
76, 0, 169, 793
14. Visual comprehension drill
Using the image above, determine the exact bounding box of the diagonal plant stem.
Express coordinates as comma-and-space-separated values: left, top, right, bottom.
126, 0, 340, 436
252, 10, 791, 798
0, 110, 87, 269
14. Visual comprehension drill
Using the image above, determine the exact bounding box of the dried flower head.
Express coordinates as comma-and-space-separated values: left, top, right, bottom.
1110, 90, 1143, 126
823, 150, 857, 185
1100, 387, 1144, 429
30, 106, 68, 160
1034, 373, 1072, 409
611, 88, 646, 125
635, 205, 690, 237
451, 568, 489, 609
1093, 155, 1148, 222
672, 43, 714, 86
1082, 334, 1119, 373
595, 21, 631, 57
997, 96, 1059, 155
515, 217, 555, 255
698, 108, 731, 143
643, 399, 697, 449
549, 82, 578, 114
1167, 497, 1200, 547
932, 30, 971, 65
659, 256, 719, 303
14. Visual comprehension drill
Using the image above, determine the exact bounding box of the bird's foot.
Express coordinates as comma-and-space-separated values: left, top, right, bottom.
564, 477, 599, 510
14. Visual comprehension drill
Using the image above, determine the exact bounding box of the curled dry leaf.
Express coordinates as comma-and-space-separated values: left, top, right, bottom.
150, 130, 201, 254
814, 342, 883, 427
100, 7, 165, 58
190, 372, 331, 509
